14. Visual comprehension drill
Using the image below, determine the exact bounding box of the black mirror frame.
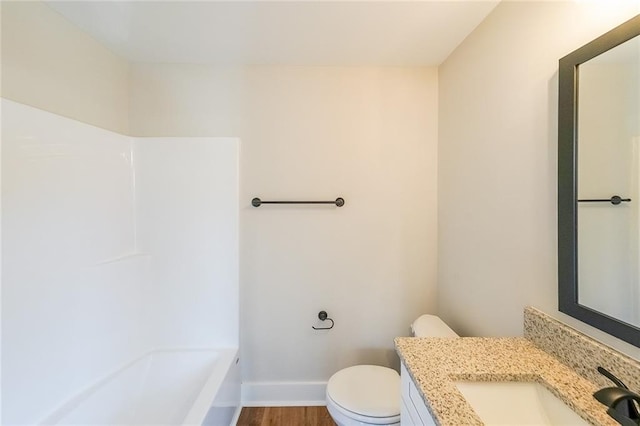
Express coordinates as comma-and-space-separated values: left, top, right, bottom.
558, 14, 640, 348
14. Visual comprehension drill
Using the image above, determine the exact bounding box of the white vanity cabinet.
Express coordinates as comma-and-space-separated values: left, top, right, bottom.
400, 363, 437, 426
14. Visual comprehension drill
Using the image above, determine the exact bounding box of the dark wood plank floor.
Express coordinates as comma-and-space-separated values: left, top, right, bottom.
237, 406, 336, 426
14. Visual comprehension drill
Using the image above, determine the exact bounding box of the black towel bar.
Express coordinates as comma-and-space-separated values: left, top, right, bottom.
252, 197, 344, 207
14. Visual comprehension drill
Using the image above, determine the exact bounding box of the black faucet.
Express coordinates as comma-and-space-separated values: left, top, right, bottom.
593, 367, 640, 426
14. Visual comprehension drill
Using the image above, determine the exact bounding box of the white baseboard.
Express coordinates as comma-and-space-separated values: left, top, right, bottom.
241, 381, 327, 406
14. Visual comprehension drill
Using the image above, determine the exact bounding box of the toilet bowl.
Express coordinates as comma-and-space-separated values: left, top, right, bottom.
325, 315, 458, 426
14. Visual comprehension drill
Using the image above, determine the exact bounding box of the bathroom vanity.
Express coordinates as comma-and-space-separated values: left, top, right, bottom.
400, 363, 436, 426
395, 307, 640, 426
396, 337, 608, 425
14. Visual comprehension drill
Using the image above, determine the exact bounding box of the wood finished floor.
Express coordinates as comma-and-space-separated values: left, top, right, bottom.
237, 406, 336, 426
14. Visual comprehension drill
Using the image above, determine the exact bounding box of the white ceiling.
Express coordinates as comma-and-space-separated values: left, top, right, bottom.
45, 1, 500, 65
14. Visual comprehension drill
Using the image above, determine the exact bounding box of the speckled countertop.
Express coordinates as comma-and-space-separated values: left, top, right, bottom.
395, 337, 616, 426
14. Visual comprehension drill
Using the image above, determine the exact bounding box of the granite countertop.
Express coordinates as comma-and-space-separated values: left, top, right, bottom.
395, 337, 616, 426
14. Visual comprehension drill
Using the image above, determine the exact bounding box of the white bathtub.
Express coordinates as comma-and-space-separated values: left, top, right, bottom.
41, 349, 240, 425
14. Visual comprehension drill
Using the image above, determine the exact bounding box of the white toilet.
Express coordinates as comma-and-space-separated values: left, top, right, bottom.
325, 315, 458, 426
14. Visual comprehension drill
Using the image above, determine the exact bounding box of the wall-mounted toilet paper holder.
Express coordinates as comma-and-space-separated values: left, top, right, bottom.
312, 310, 334, 330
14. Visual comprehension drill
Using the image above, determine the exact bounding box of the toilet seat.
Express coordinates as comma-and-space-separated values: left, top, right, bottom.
327, 393, 400, 425
326, 365, 400, 425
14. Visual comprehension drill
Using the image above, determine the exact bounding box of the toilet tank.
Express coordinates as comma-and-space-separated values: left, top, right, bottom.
411, 315, 459, 337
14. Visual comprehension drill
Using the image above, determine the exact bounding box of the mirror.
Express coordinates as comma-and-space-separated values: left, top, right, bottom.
558, 14, 640, 347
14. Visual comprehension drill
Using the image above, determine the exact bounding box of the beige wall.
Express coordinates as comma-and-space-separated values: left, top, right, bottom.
130, 64, 439, 395
129, 65, 244, 137
1, 2, 129, 134
438, 1, 640, 360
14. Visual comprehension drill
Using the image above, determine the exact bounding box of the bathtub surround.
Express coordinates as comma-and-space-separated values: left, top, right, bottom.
3, 100, 143, 424
134, 137, 239, 349
1, 99, 240, 424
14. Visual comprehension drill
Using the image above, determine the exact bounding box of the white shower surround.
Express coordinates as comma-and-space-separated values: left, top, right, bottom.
1, 99, 240, 425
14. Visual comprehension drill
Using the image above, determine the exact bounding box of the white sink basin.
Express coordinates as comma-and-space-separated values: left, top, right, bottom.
455, 381, 589, 425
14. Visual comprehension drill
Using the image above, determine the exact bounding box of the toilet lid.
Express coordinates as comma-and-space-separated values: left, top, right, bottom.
326, 365, 400, 418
